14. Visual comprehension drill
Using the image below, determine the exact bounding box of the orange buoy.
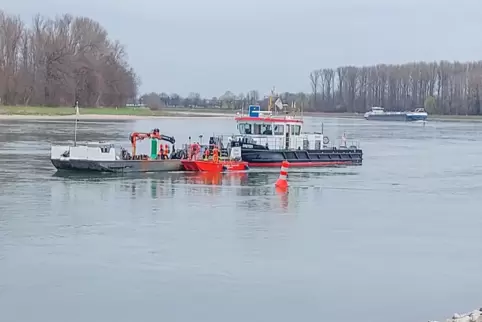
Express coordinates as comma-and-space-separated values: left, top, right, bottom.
275, 160, 289, 190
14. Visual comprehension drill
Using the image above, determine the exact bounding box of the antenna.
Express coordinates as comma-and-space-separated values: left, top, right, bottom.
74, 101, 80, 146
268, 86, 276, 112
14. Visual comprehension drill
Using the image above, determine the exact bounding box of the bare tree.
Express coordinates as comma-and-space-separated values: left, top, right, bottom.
0, 12, 24, 105
0, 10, 138, 107
246, 90, 259, 104
187, 92, 201, 107
309, 70, 320, 109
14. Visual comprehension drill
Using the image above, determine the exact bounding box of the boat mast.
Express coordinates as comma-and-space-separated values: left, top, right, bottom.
74, 100, 79, 146
300, 95, 303, 118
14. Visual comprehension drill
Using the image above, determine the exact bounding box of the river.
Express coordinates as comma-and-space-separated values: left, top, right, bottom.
1, 117, 481, 322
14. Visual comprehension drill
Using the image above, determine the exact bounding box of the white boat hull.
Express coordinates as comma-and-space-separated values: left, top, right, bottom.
50, 143, 182, 173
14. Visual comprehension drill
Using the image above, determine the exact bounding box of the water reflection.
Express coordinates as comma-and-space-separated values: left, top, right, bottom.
51, 170, 330, 208
49, 171, 331, 213
49, 167, 339, 219
181, 172, 249, 186
276, 186, 289, 210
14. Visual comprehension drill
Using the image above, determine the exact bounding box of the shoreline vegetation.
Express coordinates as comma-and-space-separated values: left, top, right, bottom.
1, 106, 482, 122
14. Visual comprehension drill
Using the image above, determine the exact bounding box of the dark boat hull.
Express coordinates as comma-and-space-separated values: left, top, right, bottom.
240, 148, 363, 167
51, 159, 183, 173
365, 114, 427, 121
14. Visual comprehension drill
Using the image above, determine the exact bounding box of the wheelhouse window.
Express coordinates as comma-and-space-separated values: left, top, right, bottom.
252, 124, 273, 135
238, 123, 252, 134
291, 125, 301, 135
238, 123, 273, 135
261, 124, 272, 135
274, 124, 284, 135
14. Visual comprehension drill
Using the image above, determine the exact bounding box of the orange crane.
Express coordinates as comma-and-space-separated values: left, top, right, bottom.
129, 128, 175, 156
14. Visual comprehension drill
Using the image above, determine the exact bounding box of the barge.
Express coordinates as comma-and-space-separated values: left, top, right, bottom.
50, 128, 181, 173
364, 106, 428, 121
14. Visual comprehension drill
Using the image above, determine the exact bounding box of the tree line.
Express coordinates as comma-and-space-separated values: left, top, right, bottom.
0, 10, 138, 107
309, 61, 482, 115
140, 90, 263, 110
142, 61, 482, 116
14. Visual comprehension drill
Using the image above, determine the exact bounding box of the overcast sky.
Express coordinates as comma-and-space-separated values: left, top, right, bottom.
2, 0, 482, 97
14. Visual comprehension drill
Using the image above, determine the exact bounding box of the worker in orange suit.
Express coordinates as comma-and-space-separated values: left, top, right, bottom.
203, 147, 210, 160
163, 144, 169, 159
192, 142, 200, 160
158, 145, 164, 159
212, 146, 219, 163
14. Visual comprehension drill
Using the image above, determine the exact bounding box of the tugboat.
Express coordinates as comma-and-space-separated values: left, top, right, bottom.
173, 90, 363, 168
364, 106, 428, 121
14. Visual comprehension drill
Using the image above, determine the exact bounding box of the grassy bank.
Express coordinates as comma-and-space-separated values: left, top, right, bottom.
162, 107, 237, 114
0, 106, 172, 116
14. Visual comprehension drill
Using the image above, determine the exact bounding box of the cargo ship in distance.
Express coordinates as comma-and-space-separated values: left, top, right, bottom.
192, 91, 363, 168
364, 106, 428, 121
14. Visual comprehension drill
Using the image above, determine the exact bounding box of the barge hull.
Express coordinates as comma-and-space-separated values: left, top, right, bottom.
365, 114, 408, 121
241, 148, 363, 167
51, 159, 183, 173
365, 114, 427, 121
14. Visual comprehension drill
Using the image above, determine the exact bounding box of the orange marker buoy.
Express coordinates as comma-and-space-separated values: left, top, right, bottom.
275, 160, 289, 190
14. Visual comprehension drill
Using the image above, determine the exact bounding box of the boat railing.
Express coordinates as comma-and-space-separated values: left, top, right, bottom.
341, 140, 361, 149
236, 110, 303, 121
176, 134, 361, 152
207, 133, 361, 151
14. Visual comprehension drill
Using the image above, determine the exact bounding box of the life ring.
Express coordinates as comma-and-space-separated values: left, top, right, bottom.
323, 136, 330, 144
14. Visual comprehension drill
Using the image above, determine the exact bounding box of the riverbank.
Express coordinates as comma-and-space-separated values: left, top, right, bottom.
2, 106, 482, 122
0, 106, 231, 120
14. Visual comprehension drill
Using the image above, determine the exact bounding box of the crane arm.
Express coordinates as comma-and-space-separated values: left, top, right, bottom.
129, 130, 175, 145
148, 131, 175, 144
159, 134, 175, 144
129, 132, 151, 144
